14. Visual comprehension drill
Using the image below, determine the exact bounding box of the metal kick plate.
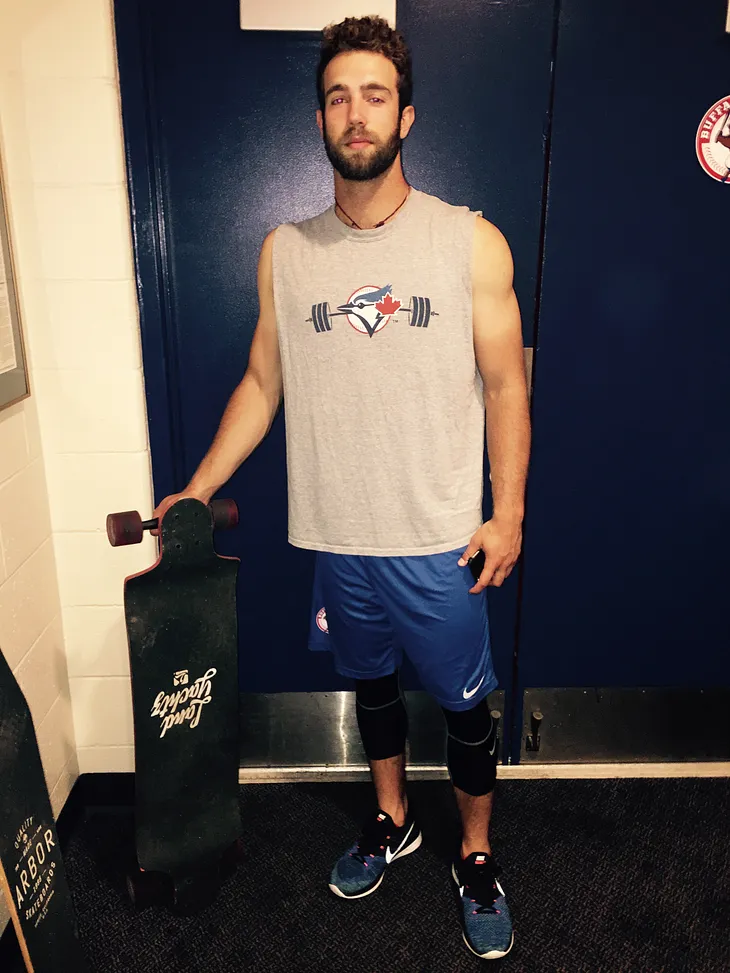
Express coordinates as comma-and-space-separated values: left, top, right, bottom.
521, 687, 730, 763
240, 690, 504, 774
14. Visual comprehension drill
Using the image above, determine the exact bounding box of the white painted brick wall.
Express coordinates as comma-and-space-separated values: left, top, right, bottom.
0, 0, 153, 853
0, 0, 155, 935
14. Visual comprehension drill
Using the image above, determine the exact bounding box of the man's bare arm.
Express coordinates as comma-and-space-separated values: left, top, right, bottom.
458, 216, 531, 591
154, 229, 282, 520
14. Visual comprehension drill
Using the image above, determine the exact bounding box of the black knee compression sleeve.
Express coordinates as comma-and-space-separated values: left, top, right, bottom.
442, 700, 497, 797
355, 672, 408, 762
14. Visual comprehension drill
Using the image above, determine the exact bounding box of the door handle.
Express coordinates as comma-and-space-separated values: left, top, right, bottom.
525, 709, 543, 752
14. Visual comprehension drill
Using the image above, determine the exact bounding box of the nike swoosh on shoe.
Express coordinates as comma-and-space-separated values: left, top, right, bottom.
385, 821, 415, 864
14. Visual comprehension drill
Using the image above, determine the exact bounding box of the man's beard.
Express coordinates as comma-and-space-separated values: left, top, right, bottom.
322, 119, 402, 182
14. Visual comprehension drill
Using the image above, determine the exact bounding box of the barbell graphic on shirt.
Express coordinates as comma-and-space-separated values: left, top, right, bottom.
306, 296, 438, 333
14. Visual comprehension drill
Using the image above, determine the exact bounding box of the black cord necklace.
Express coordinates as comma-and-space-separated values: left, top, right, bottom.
335, 185, 411, 230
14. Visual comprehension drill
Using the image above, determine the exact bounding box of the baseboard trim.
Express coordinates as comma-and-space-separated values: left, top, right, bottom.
238, 761, 730, 783
497, 761, 730, 779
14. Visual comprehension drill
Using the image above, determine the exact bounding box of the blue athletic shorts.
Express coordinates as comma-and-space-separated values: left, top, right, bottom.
308, 547, 497, 711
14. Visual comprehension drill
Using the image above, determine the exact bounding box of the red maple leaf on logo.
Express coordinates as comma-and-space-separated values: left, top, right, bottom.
375, 294, 401, 316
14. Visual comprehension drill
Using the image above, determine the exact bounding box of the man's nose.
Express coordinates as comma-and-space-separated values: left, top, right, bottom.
348, 97, 366, 127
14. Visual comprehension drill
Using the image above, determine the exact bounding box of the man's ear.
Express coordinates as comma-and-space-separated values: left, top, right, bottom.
400, 105, 416, 139
316, 109, 324, 137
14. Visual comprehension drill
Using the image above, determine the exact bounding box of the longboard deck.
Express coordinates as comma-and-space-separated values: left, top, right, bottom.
0, 648, 88, 973
125, 499, 241, 879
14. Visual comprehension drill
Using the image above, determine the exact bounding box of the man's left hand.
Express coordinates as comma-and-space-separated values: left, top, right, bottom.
458, 517, 523, 594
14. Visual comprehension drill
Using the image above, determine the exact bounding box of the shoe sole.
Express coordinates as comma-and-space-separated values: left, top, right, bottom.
462, 930, 514, 961
329, 831, 423, 899
451, 864, 514, 960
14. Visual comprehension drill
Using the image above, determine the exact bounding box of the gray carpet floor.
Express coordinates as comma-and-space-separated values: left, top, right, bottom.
6, 778, 730, 972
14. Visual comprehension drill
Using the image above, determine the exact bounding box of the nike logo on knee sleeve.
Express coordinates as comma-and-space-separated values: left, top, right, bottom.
462, 675, 485, 700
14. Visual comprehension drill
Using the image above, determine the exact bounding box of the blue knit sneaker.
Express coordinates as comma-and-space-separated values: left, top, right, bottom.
452, 852, 514, 959
329, 809, 422, 899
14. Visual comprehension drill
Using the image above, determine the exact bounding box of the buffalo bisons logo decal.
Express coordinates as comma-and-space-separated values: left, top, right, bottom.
306, 284, 437, 337
316, 607, 329, 634
696, 96, 730, 183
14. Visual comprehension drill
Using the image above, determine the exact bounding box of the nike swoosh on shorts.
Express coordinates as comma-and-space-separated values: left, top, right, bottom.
462, 675, 485, 700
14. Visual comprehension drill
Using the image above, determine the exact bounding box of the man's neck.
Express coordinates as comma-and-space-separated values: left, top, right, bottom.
333, 166, 410, 230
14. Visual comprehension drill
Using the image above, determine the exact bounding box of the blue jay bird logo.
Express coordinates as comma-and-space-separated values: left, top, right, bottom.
338, 284, 401, 337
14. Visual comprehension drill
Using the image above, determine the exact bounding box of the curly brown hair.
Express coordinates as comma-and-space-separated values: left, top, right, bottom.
316, 16, 413, 116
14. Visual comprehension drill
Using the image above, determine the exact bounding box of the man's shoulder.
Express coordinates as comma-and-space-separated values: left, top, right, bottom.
428, 188, 508, 253
280, 203, 333, 233
269, 205, 333, 250
416, 188, 483, 221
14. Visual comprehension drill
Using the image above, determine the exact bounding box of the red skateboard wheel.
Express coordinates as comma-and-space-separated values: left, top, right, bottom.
219, 837, 245, 881
127, 870, 169, 910
210, 498, 239, 531
106, 510, 144, 547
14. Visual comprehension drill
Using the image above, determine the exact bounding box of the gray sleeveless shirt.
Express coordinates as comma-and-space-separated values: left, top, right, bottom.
271, 187, 485, 556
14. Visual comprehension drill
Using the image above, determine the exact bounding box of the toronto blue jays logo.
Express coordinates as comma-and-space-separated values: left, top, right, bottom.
307, 284, 436, 337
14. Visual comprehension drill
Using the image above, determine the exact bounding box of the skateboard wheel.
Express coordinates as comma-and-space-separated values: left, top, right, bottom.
127, 870, 169, 910
231, 836, 245, 862
210, 498, 239, 531
107, 510, 144, 547
172, 874, 220, 916
219, 837, 245, 880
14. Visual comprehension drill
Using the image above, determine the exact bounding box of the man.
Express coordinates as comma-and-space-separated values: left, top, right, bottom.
155, 15, 529, 961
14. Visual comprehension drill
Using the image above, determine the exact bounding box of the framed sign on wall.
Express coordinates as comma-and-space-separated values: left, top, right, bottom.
0, 151, 29, 411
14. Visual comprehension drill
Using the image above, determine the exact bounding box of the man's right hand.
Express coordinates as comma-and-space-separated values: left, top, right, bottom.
151, 489, 211, 535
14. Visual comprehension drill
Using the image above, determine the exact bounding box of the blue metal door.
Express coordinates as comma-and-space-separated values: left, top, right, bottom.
513, 0, 730, 758
114, 0, 556, 706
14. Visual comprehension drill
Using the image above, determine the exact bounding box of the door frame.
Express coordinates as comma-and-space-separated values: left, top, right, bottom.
112, 0, 562, 766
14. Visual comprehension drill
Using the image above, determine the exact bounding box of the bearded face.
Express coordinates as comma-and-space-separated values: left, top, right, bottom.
322, 114, 402, 182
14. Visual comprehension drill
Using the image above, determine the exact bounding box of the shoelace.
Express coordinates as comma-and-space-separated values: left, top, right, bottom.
350, 820, 396, 866
462, 863, 503, 915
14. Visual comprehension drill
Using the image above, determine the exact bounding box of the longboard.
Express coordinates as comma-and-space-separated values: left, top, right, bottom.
107, 497, 242, 914
0, 647, 88, 972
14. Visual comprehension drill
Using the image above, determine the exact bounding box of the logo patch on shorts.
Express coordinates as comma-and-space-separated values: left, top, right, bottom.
316, 607, 329, 634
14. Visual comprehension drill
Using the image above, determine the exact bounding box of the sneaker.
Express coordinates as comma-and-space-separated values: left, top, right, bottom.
452, 852, 514, 960
329, 809, 422, 899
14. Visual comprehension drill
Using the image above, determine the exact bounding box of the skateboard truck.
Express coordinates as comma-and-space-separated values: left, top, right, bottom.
106, 498, 239, 547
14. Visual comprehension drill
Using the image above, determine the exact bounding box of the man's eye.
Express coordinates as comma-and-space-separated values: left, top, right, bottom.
331, 97, 344, 105
370, 97, 384, 103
